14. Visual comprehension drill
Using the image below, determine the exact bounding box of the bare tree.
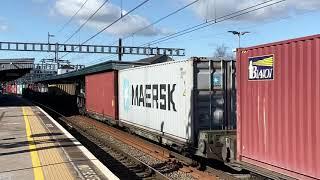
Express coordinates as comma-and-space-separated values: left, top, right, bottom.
213, 44, 234, 59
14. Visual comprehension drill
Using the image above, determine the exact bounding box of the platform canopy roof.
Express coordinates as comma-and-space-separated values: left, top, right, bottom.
35, 55, 173, 83
0, 58, 34, 82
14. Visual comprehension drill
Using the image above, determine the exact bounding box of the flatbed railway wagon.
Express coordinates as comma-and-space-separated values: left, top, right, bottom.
118, 57, 236, 160
236, 34, 320, 179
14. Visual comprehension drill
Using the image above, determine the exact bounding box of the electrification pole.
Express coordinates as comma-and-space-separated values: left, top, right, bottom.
118, 38, 123, 61
47, 32, 55, 48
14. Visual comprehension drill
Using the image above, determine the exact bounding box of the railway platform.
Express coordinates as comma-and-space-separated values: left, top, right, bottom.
0, 94, 119, 180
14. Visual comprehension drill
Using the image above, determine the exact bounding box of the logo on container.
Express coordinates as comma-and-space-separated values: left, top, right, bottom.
248, 55, 274, 80
212, 72, 222, 89
122, 78, 177, 112
123, 79, 131, 112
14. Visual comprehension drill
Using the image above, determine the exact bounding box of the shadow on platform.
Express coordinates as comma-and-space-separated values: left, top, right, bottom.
0, 143, 79, 156
0, 159, 93, 174
0, 94, 32, 107
0, 137, 76, 149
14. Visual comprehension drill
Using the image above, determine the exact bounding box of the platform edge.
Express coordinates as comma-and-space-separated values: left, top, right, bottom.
36, 106, 119, 180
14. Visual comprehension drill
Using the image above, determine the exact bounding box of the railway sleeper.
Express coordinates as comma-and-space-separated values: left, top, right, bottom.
39, 102, 290, 180
105, 116, 241, 170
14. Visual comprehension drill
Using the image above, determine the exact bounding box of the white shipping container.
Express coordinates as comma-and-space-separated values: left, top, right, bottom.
118, 60, 194, 142
58, 68, 74, 75
17, 85, 23, 95
118, 58, 236, 157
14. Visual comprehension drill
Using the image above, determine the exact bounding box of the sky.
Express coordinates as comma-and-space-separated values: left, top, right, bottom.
0, 0, 319, 66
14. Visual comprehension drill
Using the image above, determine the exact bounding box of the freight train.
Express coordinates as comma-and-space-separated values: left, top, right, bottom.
83, 58, 236, 163
22, 34, 320, 180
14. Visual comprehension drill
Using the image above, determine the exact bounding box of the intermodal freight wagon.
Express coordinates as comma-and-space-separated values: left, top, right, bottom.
236, 34, 320, 179
84, 57, 236, 160
118, 58, 236, 158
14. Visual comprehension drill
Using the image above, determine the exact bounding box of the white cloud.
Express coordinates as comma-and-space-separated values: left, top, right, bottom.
0, 18, 8, 32
184, 0, 320, 22
53, 0, 171, 36
0, 25, 8, 31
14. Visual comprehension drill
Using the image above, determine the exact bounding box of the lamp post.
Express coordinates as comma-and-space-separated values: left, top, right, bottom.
47, 32, 55, 45
227, 31, 250, 130
47, 32, 59, 63
228, 31, 250, 48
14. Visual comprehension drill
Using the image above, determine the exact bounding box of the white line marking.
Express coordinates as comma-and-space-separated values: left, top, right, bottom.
37, 106, 119, 180
45, 124, 54, 128
2, 123, 21, 125
0, 107, 20, 110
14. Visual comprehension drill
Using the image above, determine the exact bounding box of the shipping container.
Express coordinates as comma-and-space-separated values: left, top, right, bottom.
48, 83, 75, 95
40, 84, 48, 93
3, 84, 8, 93
7, 84, 12, 94
85, 71, 118, 121
236, 34, 320, 179
17, 84, 23, 95
12, 84, 17, 94
118, 57, 235, 158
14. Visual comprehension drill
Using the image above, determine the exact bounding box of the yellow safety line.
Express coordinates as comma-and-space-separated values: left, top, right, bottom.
22, 107, 45, 180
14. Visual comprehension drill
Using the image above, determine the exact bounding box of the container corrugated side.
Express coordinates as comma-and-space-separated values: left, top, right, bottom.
237, 34, 320, 179
85, 71, 118, 120
118, 60, 194, 142
48, 83, 75, 95
12, 84, 17, 94
4, 84, 10, 93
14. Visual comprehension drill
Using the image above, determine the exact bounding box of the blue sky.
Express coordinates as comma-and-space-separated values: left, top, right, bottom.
0, 0, 319, 66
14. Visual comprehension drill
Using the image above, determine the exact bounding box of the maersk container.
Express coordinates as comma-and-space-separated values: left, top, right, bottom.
118, 57, 235, 159
85, 71, 118, 122
236, 34, 320, 179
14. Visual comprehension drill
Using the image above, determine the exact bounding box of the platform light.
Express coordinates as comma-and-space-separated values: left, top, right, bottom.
228, 31, 250, 48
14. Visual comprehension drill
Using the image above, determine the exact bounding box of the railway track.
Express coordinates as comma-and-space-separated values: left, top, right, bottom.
36, 102, 190, 179
35, 101, 255, 180
69, 115, 252, 180
71, 120, 171, 179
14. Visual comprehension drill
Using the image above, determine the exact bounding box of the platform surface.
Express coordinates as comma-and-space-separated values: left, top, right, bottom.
0, 94, 118, 180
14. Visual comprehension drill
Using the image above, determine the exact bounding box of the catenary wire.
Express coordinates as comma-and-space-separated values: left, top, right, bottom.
70, 0, 284, 65
54, 0, 110, 62
56, 0, 90, 34
122, 0, 200, 40
100, 0, 199, 50
149, 0, 286, 45
40, 0, 89, 62
86, 0, 198, 65
59, 0, 151, 60
140, 0, 284, 46
63, 0, 110, 44
86, 0, 280, 65
81, 0, 151, 45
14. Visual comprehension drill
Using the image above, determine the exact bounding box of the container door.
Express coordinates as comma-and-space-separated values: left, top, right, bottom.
193, 59, 236, 134
225, 61, 236, 130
